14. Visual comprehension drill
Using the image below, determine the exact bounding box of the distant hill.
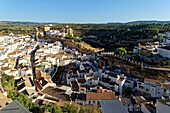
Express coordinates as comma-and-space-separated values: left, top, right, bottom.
1, 20, 170, 25
126, 20, 170, 25
108, 20, 170, 25
0, 21, 58, 25
0, 21, 9, 25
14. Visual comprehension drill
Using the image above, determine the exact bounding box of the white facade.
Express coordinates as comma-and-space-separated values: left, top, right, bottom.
86, 100, 101, 107
137, 80, 163, 97
116, 76, 126, 95
164, 39, 170, 45
158, 32, 170, 38
157, 47, 170, 58
133, 47, 140, 54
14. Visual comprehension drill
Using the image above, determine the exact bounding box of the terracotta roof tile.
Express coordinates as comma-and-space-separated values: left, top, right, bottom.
161, 83, 170, 90
145, 79, 160, 83
92, 76, 98, 80
86, 92, 116, 100
77, 78, 86, 84
1, 66, 10, 71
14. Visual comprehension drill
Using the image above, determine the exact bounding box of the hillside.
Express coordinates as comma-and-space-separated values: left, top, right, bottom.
108, 20, 170, 25
98, 56, 170, 81
44, 36, 103, 54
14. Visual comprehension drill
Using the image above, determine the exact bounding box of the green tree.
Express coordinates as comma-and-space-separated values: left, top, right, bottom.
124, 87, 132, 95
151, 28, 159, 35
132, 54, 141, 61
40, 105, 47, 113
161, 60, 170, 66
153, 35, 158, 41
8, 90, 64, 113
159, 35, 164, 42
127, 28, 131, 32
63, 102, 79, 113
8, 90, 40, 113
59, 35, 63, 38
115, 47, 127, 56
79, 105, 100, 113
66, 33, 73, 39
47, 104, 62, 113
74, 38, 82, 42
86, 106, 100, 113
79, 106, 86, 113
1, 74, 15, 91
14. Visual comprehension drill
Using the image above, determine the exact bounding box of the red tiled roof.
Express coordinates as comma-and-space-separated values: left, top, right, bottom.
92, 76, 98, 80
145, 79, 160, 83
1, 67, 10, 71
86, 92, 116, 100
161, 83, 170, 90
77, 78, 86, 84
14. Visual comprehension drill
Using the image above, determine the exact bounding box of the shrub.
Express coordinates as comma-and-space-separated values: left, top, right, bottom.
115, 47, 127, 56
1, 74, 15, 91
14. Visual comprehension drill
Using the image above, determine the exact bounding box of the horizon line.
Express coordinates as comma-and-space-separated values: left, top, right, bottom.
1, 19, 170, 24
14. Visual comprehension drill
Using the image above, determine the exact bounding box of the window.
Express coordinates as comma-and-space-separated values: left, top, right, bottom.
97, 101, 100, 106
139, 86, 143, 89
132, 108, 134, 111
164, 89, 166, 92
89, 101, 91, 104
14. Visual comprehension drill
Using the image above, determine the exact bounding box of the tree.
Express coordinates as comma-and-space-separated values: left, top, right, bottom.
132, 54, 141, 61
1, 74, 15, 91
79, 106, 86, 113
79, 105, 100, 113
153, 35, 158, 41
161, 60, 170, 66
66, 33, 73, 39
8, 90, 39, 112
124, 87, 132, 95
59, 35, 63, 38
63, 102, 79, 113
85, 106, 100, 113
74, 38, 82, 42
8, 90, 64, 113
159, 35, 164, 42
115, 47, 127, 56
127, 28, 131, 32
46, 104, 62, 113
151, 29, 159, 35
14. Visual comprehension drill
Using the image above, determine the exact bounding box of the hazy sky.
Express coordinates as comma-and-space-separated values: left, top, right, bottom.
0, 0, 170, 23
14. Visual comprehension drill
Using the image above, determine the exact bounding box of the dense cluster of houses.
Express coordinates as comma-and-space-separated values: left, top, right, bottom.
0, 34, 170, 113
133, 31, 170, 59
32, 24, 74, 39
